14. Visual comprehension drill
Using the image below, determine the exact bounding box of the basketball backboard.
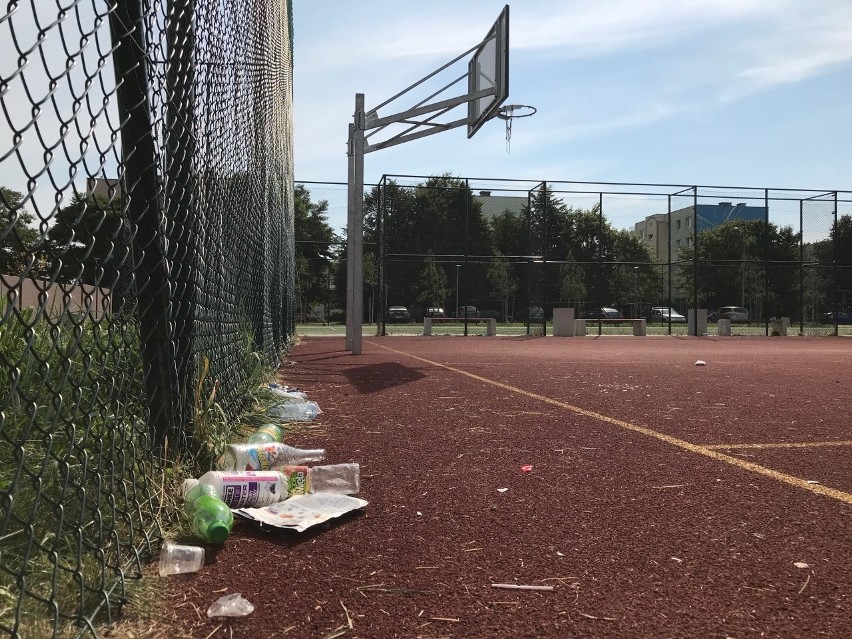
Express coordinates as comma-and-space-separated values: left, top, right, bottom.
467, 4, 509, 138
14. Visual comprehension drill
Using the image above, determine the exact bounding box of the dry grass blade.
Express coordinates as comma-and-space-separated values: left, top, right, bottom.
798, 572, 811, 594
491, 583, 554, 591
202, 624, 222, 639
340, 600, 353, 629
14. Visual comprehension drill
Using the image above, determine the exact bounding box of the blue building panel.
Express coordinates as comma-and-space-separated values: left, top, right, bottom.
695, 204, 765, 233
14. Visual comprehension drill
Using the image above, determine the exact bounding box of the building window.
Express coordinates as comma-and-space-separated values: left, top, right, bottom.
687, 237, 693, 248
676, 239, 681, 248
676, 220, 682, 230
686, 218, 692, 228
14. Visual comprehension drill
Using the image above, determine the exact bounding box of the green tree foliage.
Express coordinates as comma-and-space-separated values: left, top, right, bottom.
558, 252, 586, 307
489, 209, 528, 257
44, 192, 130, 287
1, 187, 40, 275
521, 186, 655, 308
294, 184, 339, 319
807, 214, 852, 312
486, 251, 517, 321
364, 175, 492, 309
677, 219, 800, 317
416, 251, 448, 308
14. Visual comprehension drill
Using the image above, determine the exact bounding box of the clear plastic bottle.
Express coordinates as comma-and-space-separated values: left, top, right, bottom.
268, 384, 308, 402
220, 442, 326, 471
183, 479, 234, 543
247, 423, 283, 444
267, 401, 321, 422
306, 463, 360, 495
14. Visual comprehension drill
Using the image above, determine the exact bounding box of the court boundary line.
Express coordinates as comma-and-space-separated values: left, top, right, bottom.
702, 440, 852, 450
370, 340, 852, 506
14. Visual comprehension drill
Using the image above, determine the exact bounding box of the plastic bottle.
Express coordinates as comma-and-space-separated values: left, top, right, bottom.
267, 401, 321, 422
219, 442, 326, 471
269, 382, 304, 395
183, 478, 218, 514
183, 479, 234, 543
306, 463, 360, 495
195, 464, 360, 506
268, 384, 308, 402
247, 423, 283, 444
197, 470, 289, 508
276, 464, 360, 496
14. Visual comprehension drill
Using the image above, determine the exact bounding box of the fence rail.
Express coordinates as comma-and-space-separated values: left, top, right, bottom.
1, 1, 295, 636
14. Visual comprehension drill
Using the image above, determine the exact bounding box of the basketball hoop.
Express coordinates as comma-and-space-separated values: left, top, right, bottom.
496, 104, 537, 153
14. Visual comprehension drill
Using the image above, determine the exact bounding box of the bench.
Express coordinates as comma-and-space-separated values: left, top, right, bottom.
576, 318, 646, 336
423, 317, 497, 336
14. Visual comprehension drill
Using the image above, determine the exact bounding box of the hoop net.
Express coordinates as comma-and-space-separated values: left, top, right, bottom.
495, 104, 536, 153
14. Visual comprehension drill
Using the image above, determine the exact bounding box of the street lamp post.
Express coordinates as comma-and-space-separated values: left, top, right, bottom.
455, 264, 460, 318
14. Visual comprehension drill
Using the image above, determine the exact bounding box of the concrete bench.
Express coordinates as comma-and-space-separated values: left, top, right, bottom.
575, 318, 646, 336
423, 317, 496, 336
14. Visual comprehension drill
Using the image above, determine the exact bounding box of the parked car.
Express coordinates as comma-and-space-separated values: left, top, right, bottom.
819, 310, 852, 325
426, 307, 446, 318
709, 306, 749, 322
650, 307, 687, 323
456, 305, 479, 318
583, 307, 622, 320
387, 306, 411, 322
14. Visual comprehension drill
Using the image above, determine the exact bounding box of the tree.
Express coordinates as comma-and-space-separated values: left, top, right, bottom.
490, 209, 528, 258
416, 251, 448, 309
808, 214, 852, 314
557, 252, 586, 308
486, 251, 517, 322
294, 184, 339, 320
44, 192, 130, 287
677, 219, 800, 317
1, 187, 41, 276
363, 175, 492, 310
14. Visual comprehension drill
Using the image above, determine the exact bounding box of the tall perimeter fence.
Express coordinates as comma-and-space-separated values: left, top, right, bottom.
1, 1, 295, 636
298, 177, 851, 336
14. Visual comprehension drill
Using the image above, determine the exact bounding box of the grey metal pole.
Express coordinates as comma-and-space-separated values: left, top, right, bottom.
346, 123, 354, 351
352, 94, 366, 354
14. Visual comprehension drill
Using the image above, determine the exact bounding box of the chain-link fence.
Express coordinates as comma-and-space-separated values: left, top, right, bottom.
1, 1, 294, 636
296, 177, 850, 337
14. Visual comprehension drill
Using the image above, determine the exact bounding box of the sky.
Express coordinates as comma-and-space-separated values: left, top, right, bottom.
293, 0, 852, 233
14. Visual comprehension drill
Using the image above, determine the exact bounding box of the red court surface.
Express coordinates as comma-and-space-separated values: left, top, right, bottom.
165, 336, 851, 638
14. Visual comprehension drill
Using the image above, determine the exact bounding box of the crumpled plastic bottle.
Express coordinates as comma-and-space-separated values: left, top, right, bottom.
267, 401, 321, 422
207, 593, 255, 617
268, 383, 308, 402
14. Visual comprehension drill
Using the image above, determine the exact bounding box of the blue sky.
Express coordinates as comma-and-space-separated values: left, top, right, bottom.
293, 0, 852, 232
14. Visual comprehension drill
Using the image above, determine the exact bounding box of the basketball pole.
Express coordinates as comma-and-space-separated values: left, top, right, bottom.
344, 5, 509, 355
346, 94, 366, 354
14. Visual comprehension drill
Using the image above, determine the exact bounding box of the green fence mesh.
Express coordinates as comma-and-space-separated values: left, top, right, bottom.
295, 178, 851, 337
1, 0, 294, 635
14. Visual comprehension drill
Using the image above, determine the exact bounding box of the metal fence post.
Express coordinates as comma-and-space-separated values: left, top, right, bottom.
109, 0, 179, 448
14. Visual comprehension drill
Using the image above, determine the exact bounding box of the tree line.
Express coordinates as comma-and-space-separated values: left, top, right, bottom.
4, 180, 849, 323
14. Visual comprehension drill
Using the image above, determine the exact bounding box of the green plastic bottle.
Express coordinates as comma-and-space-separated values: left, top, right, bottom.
190, 494, 234, 544
247, 423, 283, 444
183, 478, 234, 544
183, 481, 218, 516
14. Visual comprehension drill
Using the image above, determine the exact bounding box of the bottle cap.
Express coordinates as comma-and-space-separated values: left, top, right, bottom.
207, 520, 231, 544
182, 478, 199, 496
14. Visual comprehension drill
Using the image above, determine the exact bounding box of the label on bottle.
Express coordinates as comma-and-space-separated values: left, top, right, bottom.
283, 466, 309, 496
217, 471, 285, 508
